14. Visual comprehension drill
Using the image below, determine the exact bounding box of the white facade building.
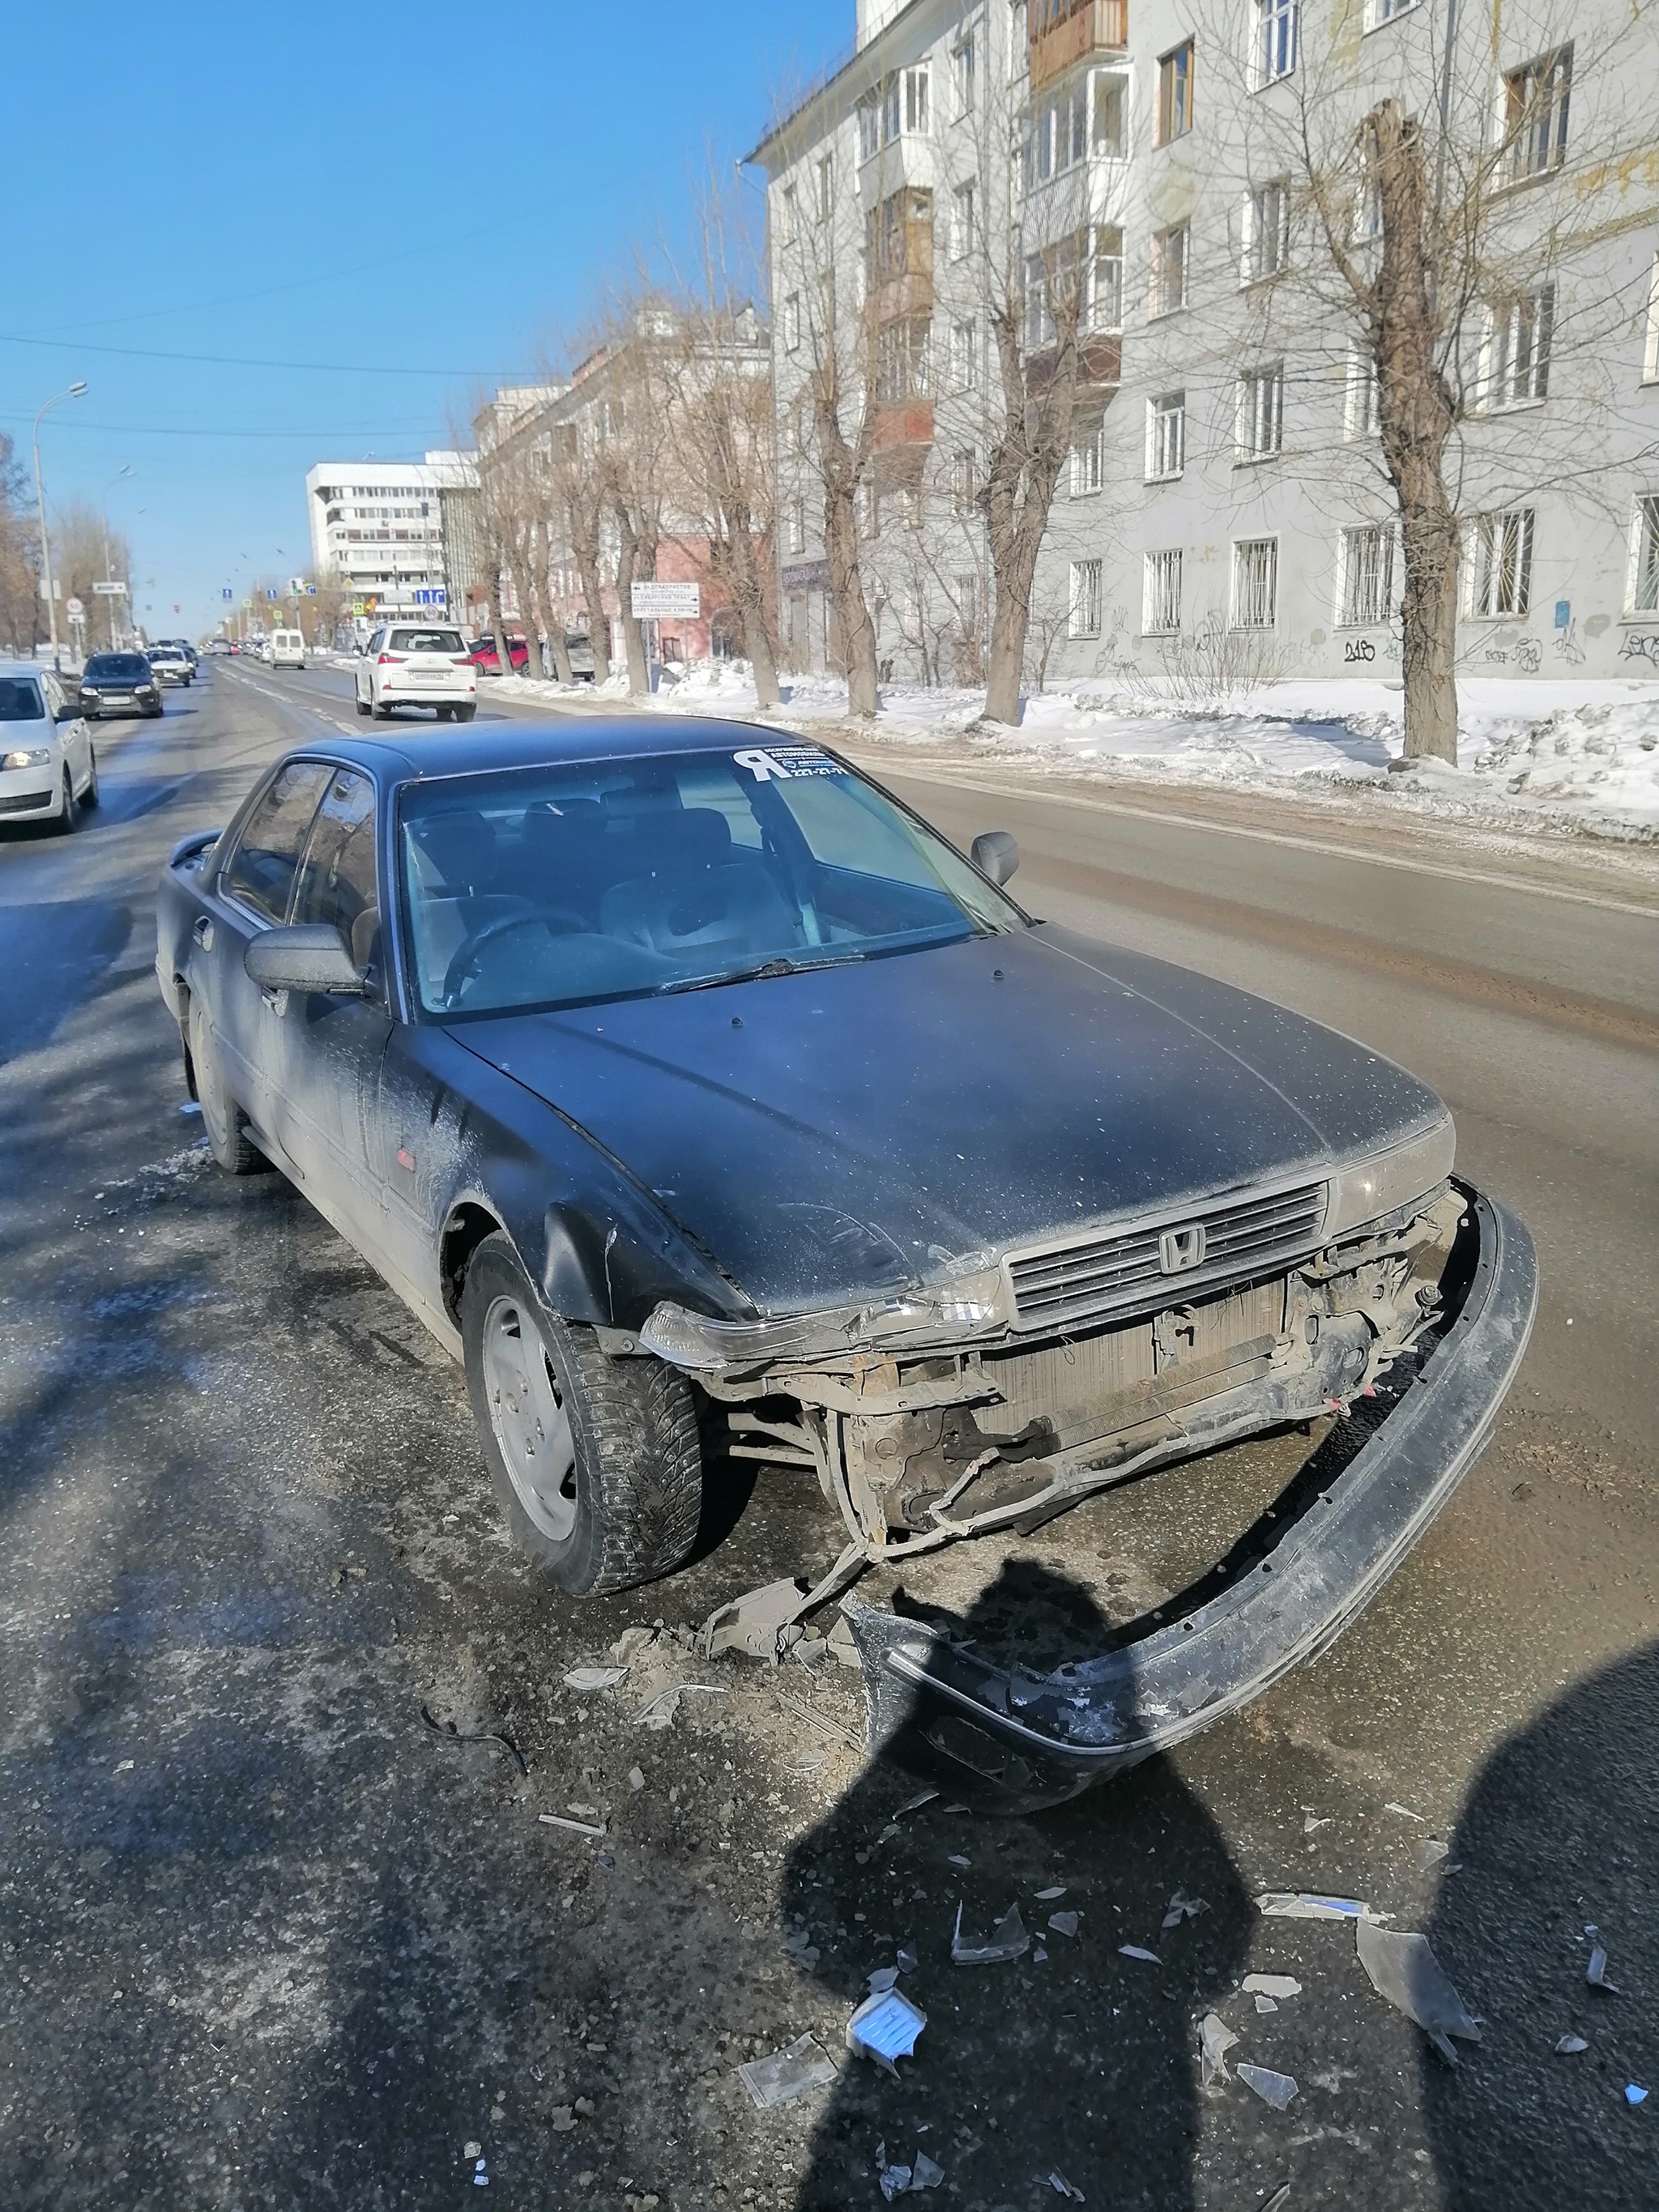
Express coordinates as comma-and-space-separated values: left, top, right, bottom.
751, 0, 1659, 688
304, 451, 476, 622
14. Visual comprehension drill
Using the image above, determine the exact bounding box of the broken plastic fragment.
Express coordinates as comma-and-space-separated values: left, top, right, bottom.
1354, 1924, 1482, 2065
1256, 1892, 1380, 1923
912, 2150, 945, 2190
538, 1813, 605, 1839
463, 2142, 482, 2160
1303, 1813, 1333, 1833
1555, 2035, 1589, 2055
1199, 2013, 1238, 2088
563, 1664, 628, 1692
1034, 1885, 1068, 1901
1626, 2083, 1648, 2106
1415, 1838, 1451, 1869
1047, 2170, 1085, 2201
1162, 1890, 1209, 1930
1243, 1975, 1303, 1998
1587, 1946, 1619, 1991
951, 1901, 1029, 1967
868, 1966, 901, 1994
947, 1853, 972, 1870
896, 1942, 918, 1975
737, 2034, 838, 2111
634, 1683, 726, 1732
895, 1788, 939, 1817
609, 1625, 655, 1664
1118, 1945, 1161, 1965
1385, 1801, 1427, 1822
847, 1988, 928, 2076
1255, 1996, 1278, 2014
875, 2143, 912, 2202
1048, 1911, 1080, 1938
1238, 2063, 1299, 2110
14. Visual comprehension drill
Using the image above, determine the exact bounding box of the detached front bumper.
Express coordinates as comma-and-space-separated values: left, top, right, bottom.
845, 1184, 1537, 1809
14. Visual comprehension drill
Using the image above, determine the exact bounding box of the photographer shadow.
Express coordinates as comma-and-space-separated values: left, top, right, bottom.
781, 1558, 1253, 2209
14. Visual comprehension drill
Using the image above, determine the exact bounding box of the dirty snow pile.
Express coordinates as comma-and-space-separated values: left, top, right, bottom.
488, 662, 1659, 840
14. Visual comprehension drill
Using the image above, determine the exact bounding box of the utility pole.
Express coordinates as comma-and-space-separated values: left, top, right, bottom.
101, 463, 133, 648
32, 381, 88, 671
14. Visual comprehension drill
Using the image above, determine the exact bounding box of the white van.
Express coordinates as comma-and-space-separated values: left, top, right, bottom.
271, 629, 306, 670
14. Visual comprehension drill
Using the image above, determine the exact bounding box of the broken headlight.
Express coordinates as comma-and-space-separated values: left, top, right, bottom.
1324, 1114, 1456, 1241
640, 1276, 1004, 1372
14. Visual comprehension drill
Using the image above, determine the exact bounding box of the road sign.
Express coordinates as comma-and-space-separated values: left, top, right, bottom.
66, 596, 85, 620
413, 587, 448, 607
222, 586, 233, 601
631, 581, 701, 620
93, 579, 126, 597
265, 588, 279, 602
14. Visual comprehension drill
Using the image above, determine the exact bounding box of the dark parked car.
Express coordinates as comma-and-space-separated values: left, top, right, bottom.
154, 723, 1535, 1804
79, 651, 163, 718
467, 634, 530, 675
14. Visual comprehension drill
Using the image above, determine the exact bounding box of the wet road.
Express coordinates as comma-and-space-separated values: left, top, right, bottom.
1, 658, 1654, 2210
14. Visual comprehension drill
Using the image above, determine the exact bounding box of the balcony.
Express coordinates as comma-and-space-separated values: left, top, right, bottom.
1030, 0, 1128, 94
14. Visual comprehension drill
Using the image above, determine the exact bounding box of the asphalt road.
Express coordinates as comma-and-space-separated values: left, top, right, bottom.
2, 657, 1655, 2211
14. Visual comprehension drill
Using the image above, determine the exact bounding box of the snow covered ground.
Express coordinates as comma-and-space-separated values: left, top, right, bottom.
479, 658, 1659, 842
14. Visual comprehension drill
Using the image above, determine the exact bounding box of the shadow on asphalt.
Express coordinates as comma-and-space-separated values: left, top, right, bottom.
0, 897, 133, 1067
782, 1560, 1253, 2210
1425, 1639, 1657, 2211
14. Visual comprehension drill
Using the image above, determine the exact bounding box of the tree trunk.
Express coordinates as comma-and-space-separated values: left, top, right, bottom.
1368, 99, 1460, 763
613, 505, 652, 697
572, 539, 612, 683
824, 484, 878, 717
709, 502, 782, 708
983, 304, 1079, 727
488, 582, 512, 680
507, 546, 546, 679
533, 518, 574, 685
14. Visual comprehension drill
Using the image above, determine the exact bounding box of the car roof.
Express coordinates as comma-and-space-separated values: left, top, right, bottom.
0, 660, 49, 680
288, 718, 819, 786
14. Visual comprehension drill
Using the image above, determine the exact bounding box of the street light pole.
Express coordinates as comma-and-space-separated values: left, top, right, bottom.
32, 381, 88, 671
101, 463, 133, 649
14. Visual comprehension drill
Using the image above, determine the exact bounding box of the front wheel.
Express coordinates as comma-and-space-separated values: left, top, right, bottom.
459, 1234, 703, 1595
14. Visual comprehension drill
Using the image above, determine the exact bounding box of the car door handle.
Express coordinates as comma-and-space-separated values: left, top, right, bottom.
192, 916, 215, 951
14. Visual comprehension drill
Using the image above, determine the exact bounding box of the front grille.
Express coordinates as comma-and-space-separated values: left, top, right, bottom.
1007, 1181, 1327, 1331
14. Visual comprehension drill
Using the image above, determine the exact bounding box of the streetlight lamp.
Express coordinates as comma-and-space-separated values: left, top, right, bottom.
100, 463, 133, 648
33, 381, 87, 671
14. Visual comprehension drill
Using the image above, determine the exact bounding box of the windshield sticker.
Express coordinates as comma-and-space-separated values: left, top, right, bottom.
731, 744, 841, 782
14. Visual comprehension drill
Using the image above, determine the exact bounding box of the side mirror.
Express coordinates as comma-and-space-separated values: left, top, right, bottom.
244, 923, 365, 995
56, 701, 81, 722
970, 829, 1019, 887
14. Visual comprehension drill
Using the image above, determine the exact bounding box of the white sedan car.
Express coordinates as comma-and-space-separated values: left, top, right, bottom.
354, 623, 477, 722
0, 663, 98, 832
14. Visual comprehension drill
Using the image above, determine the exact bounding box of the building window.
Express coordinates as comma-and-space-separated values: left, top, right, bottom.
1146, 391, 1186, 479
1094, 70, 1128, 158
1366, 0, 1418, 23
1157, 41, 1194, 145
867, 188, 934, 283
778, 183, 798, 246
953, 181, 977, 262
1486, 286, 1554, 406
858, 98, 880, 163
1151, 224, 1189, 315
1087, 225, 1124, 332
1069, 559, 1103, 637
1339, 525, 1395, 626
1232, 538, 1278, 628
817, 156, 834, 223
883, 77, 902, 144
905, 66, 931, 135
952, 448, 979, 514
1144, 549, 1183, 634
951, 317, 978, 391
787, 497, 806, 556
1630, 495, 1659, 612
1468, 508, 1535, 616
876, 318, 932, 403
1346, 343, 1381, 437
1502, 47, 1572, 183
1243, 180, 1290, 282
783, 294, 801, 353
953, 35, 975, 116
1071, 417, 1105, 497
1236, 362, 1284, 460
1257, 0, 1299, 83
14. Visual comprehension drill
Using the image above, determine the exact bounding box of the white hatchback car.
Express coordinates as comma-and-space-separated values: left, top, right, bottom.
354, 623, 477, 722
0, 663, 98, 832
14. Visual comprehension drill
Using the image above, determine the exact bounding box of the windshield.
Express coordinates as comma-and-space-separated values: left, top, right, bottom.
390, 628, 463, 654
399, 742, 1022, 1017
85, 654, 149, 680
0, 678, 45, 722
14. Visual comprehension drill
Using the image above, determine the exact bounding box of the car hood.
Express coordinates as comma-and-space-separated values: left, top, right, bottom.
454, 924, 1447, 1313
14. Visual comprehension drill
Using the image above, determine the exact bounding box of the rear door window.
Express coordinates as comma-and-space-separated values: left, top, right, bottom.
292, 771, 379, 962
220, 761, 332, 924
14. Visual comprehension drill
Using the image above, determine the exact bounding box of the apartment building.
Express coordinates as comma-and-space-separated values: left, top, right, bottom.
303, 451, 476, 623
750, 0, 1659, 688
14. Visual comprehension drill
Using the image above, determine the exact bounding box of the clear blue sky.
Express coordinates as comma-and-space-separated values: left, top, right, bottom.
6, 0, 846, 636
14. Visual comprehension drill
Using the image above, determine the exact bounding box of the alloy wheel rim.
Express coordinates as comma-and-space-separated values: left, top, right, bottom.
480, 1295, 577, 1541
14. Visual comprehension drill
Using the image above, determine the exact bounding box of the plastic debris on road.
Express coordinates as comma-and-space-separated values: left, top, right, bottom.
463, 2142, 482, 2159
1238, 2064, 1299, 2110
1047, 2168, 1085, 2199
951, 1902, 1030, 1966
1243, 1975, 1303, 1999
610, 1625, 655, 1664
1118, 1945, 1162, 1964
1162, 1890, 1209, 1929
1627, 2084, 1648, 2106
1262, 2186, 1291, 2211
1303, 1813, 1333, 1833
1555, 2035, 1589, 2055
634, 1683, 726, 1732
1199, 2013, 1239, 2088
538, 1813, 606, 1839
911, 2150, 945, 2189
947, 1853, 972, 1869
1354, 1924, 1482, 2065
868, 1966, 901, 1994
847, 1988, 928, 2076
737, 2034, 838, 2111
473, 2155, 488, 2187
1048, 1911, 1081, 1938
1256, 1893, 1381, 1923
563, 1664, 628, 1692
1587, 1946, 1619, 1991
897, 1942, 918, 1974
1255, 1996, 1279, 2014
876, 2143, 911, 2201
1415, 1839, 1452, 1869
895, 1788, 939, 1817
1035, 1885, 1068, 1901
1385, 1801, 1427, 1822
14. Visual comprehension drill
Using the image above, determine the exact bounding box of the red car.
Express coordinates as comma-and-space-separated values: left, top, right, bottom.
467, 635, 530, 674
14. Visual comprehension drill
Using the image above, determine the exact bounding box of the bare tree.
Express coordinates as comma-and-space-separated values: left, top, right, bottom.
544, 414, 613, 684
0, 434, 40, 654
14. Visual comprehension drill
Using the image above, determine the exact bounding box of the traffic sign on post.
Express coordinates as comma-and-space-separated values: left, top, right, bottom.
222, 587, 233, 601
630, 581, 701, 620
92, 580, 126, 597
66, 597, 84, 621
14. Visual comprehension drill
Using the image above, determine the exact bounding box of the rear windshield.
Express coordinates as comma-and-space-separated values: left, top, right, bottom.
0, 677, 44, 722
390, 629, 463, 654
399, 742, 1021, 1018
85, 654, 150, 680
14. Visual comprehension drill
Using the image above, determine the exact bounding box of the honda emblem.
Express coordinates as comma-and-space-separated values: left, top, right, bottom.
1158, 1222, 1206, 1274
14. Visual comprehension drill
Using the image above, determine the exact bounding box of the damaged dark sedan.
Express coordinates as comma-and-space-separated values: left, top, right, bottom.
155, 722, 1537, 1801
